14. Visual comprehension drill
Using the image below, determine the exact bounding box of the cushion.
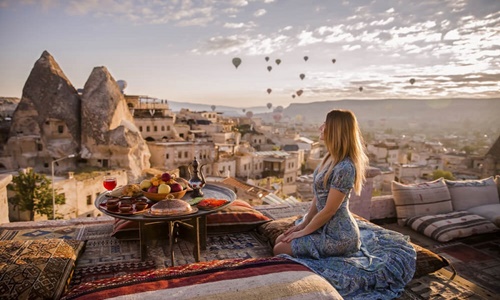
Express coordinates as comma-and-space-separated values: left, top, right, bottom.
446, 177, 499, 211
256, 215, 302, 247
411, 243, 449, 278
111, 218, 139, 240
0, 239, 86, 300
467, 203, 500, 227
207, 200, 271, 233
392, 178, 453, 225
406, 211, 499, 242
62, 257, 343, 300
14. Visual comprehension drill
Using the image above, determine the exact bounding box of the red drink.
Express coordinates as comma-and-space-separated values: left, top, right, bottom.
103, 178, 117, 191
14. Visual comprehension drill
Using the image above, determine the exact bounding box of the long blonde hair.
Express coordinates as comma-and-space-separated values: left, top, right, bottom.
320, 109, 369, 195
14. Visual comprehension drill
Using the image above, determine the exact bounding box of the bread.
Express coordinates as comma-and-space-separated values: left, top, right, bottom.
150, 199, 192, 215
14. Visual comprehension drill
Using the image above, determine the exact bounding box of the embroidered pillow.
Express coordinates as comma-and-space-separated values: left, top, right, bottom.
257, 215, 302, 247
0, 239, 85, 300
392, 178, 453, 225
207, 200, 271, 233
445, 177, 499, 211
467, 204, 500, 227
406, 211, 498, 242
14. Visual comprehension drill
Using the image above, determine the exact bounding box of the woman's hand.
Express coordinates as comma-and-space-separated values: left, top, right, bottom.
283, 222, 306, 236
281, 230, 307, 243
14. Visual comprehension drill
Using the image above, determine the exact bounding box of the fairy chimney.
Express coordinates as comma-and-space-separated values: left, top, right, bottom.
5, 51, 81, 171
80, 66, 151, 181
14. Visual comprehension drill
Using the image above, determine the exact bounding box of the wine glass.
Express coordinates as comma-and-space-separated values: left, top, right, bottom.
103, 176, 117, 193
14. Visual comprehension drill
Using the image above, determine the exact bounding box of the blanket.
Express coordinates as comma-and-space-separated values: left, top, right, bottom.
282, 219, 416, 300
62, 257, 343, 299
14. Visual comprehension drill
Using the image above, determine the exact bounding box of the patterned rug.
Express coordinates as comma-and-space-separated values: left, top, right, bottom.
0, 225, 85, 240
431, 235, 500, 296
397, 270, 485, 300
68, 222, 272, 288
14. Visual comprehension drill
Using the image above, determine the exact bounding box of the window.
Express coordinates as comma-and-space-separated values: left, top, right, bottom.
146, 126, 150, 132
86, 195, 92, 205
154, 126, 158, 131
178, 152, 182, 159
37, 143, 43, 151
167, 125, 171, 131
161, 126, 165, 131
139, 126, 143, 131
58, 125, 64, 133
166, 153, 169, 159
184, 151, 188, 158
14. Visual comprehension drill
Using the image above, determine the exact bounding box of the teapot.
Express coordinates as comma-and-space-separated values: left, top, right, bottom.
187, 157, 206, 198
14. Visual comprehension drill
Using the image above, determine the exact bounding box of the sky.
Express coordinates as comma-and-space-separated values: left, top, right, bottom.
0, 0, 499, 108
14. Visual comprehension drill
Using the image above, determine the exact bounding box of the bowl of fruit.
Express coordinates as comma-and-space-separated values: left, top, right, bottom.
141, 172, 191, 201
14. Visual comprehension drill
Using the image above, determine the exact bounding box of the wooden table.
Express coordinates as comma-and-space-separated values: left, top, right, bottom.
95, 184, 236, 266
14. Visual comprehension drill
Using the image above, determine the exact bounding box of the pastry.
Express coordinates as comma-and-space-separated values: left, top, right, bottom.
150, 199, 192, 215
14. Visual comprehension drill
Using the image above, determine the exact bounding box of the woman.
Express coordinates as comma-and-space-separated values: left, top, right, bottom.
274, 109, 369, 258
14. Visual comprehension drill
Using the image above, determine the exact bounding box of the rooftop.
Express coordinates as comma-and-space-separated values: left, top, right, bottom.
0, 201, 498, 299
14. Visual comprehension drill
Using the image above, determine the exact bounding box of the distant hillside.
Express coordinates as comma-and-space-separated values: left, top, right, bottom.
169, 98, 500, 130
283, 98, 500, 124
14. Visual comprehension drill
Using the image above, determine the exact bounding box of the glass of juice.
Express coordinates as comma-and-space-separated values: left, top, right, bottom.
103, 175, 117, 193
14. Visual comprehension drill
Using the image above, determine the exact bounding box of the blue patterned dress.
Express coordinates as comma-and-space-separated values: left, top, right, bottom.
281, 157, 416, 299
291, 157, 361, 258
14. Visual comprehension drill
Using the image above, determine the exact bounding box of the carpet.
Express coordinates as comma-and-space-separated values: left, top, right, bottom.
432, 236, 500, 295
0, 225, 85, 240
397, 270, 486, 300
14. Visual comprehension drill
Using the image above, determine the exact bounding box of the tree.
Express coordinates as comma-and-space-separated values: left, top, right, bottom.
8, 168, 66, 220
432, 169, 454, 180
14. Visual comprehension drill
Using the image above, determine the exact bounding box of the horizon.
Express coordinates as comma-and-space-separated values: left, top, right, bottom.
0, 0, 499, 108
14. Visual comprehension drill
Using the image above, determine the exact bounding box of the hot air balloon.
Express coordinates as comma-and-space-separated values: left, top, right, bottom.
296, 89, 303, 97
246, 111, 253, 118
292, 94, 296, 98
267, 102, 272, 110
232, 57, 241, 69
265, 56, 269, 62
275, 59, 281, 65
299, 73, 305, 80
267, 88, 272, 94
409, 78, 416, 85
359, 87, 363, 92
275, 105, 284, 113
332, 59, 336, 64
242, 108, 246, 113
267, 66, 272, 72
211, 105, 216, 111
303, 56, 308, 62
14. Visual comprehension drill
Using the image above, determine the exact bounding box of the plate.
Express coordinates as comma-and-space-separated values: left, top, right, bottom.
100, 197, 151, 215
197, 199, 229, 210
100, 203, 150, 215
143, 207, 199, 217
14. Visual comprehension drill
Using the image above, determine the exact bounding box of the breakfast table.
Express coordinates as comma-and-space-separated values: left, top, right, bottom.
95, 183, 236, 266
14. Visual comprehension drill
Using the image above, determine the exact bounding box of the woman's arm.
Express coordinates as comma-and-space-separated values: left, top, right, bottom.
283, 196, 318, 236
281, 187, 345, 242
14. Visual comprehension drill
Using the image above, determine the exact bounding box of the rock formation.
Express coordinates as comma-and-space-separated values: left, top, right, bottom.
5, 51, 81, 170
80, 66, 151, 181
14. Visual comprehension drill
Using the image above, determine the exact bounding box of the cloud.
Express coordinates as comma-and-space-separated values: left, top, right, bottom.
195, 33, 289, 55
254, 9, 266, 17
224, 21, 256, 29
297, 30, 322, 46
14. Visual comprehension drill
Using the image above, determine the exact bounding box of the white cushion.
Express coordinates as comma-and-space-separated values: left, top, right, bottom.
392, 178, 453, 225
467, 204, 500, 227
446, 177, 499, 211
406, 211, 499, 242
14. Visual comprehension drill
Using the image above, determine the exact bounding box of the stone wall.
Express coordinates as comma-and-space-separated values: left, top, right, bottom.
0, 174, 12, 223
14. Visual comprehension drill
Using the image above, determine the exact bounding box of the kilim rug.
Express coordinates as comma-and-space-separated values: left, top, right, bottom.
397, 270, 486, 300
0, 225, 85, 240
431, 235, 500, 296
